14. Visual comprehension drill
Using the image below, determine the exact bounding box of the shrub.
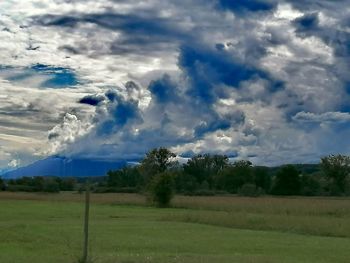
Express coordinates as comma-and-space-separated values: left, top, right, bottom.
150, 171, 175, 207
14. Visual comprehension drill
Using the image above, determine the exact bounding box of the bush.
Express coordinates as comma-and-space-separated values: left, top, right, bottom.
238, 183, 263, 197
150, 171, 175, 207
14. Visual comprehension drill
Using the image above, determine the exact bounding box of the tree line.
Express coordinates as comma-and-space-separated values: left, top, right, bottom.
101, 148, 350, 205
1, 148, 350, 205
0, 176, 76, 193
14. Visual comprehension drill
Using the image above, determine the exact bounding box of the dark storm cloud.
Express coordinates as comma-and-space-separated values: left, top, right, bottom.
79, 95, 105, 106
194, 119, 232, 138
149, 74, 179, 103
294, 13, 319, 32
218, 0, 276, 13
179, 44, 286, 106
179, 45, 267, 104
96, 90, 142, 136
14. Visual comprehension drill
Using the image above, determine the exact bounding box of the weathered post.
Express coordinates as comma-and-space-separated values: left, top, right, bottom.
81, 180, 90, 263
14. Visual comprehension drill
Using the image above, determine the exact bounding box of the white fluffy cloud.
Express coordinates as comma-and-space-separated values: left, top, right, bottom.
47, 113, 93, 154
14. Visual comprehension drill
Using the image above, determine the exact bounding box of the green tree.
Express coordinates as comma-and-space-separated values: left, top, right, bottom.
150, 171, 175, 207
139, 147, 176, 184
272, 165, 301, 195
321, 154, 350, 195
216, 160, 253, 193
107, 166, 142, 188
233, 160, 253, 180
174, 171, 198, 194
184, 154, 229, 189
253, 166, 271, 193
300, 174, 322, 196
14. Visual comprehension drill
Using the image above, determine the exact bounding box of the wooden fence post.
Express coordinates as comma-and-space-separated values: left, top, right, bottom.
81, 180, 90, 263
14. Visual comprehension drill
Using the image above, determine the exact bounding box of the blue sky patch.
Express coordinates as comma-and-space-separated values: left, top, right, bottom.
31, 64, 80, 88
0, 64, 80, 89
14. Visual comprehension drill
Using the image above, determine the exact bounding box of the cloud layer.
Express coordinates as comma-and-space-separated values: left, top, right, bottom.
1, 0, 350, 168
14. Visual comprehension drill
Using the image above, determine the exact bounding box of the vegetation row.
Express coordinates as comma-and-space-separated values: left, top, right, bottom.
1, 148, 350, 207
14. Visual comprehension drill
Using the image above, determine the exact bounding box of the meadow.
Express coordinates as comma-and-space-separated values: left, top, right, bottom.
1, 192, 350, 262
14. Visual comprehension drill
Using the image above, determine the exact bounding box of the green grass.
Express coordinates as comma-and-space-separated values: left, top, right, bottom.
1, 193, 350, 262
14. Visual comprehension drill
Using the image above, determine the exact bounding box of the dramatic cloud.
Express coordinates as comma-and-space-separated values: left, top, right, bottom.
0, 0, 350, 169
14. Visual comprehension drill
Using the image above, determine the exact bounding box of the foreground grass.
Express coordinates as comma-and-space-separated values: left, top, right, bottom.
2, 192, 350, 237
1, 193, 350, 262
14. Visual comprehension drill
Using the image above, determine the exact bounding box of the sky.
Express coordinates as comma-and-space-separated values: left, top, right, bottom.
0, 0, 350, 170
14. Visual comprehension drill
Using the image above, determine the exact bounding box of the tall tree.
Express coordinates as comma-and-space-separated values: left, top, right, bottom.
139, 147, 177, 183
107, 166, 142, 188
216, 160, 253, 193
272, 165, 301, 195
253, 166, 271, 193
321, 154, 350, 194
184, 154, 229, 188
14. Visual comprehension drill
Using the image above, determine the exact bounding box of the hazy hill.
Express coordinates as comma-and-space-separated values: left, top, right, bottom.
1, 156, 129, 179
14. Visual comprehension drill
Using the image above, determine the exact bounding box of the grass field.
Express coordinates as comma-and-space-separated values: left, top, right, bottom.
1, 192, 350, 262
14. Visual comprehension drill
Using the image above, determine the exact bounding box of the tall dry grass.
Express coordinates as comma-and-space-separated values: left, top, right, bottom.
168, 195, 350, 237
0, 191, 146, 205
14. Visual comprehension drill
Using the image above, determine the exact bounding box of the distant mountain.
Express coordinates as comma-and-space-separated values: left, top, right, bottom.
1, 156, 130, 179
0, 168, 14, 176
